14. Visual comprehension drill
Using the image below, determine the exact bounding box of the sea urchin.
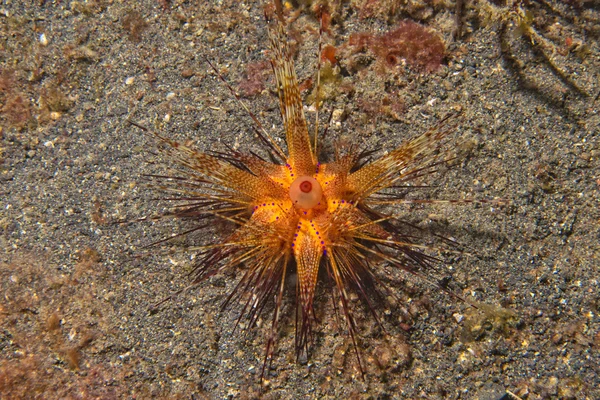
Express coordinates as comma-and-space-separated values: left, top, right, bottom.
132, 1, 493, 379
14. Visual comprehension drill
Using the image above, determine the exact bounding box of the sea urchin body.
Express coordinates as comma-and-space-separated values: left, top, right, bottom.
137, 2, 477, 379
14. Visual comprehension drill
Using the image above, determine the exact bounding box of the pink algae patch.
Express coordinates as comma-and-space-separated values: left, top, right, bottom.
349, 20, 446, 73
238, 60, 271, 97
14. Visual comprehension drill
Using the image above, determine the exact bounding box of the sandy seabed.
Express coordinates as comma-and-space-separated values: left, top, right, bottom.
1, 1, 599, 399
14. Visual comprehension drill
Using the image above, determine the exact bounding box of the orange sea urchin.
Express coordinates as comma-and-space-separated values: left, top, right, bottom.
133, 1, 492, 379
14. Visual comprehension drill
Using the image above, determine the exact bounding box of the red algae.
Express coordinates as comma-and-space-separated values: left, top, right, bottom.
349, 21, 446, 72
238, 60, 271, 97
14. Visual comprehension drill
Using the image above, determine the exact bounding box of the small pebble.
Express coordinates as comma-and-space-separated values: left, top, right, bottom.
181, 68, 194, 78
331, 108, 345, 127
453, 313, 464, 323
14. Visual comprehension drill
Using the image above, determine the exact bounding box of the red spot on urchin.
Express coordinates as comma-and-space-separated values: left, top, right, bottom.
299, 180, 313, 193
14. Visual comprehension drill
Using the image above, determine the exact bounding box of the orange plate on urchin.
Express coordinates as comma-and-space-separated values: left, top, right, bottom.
131, 0, 498, 380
